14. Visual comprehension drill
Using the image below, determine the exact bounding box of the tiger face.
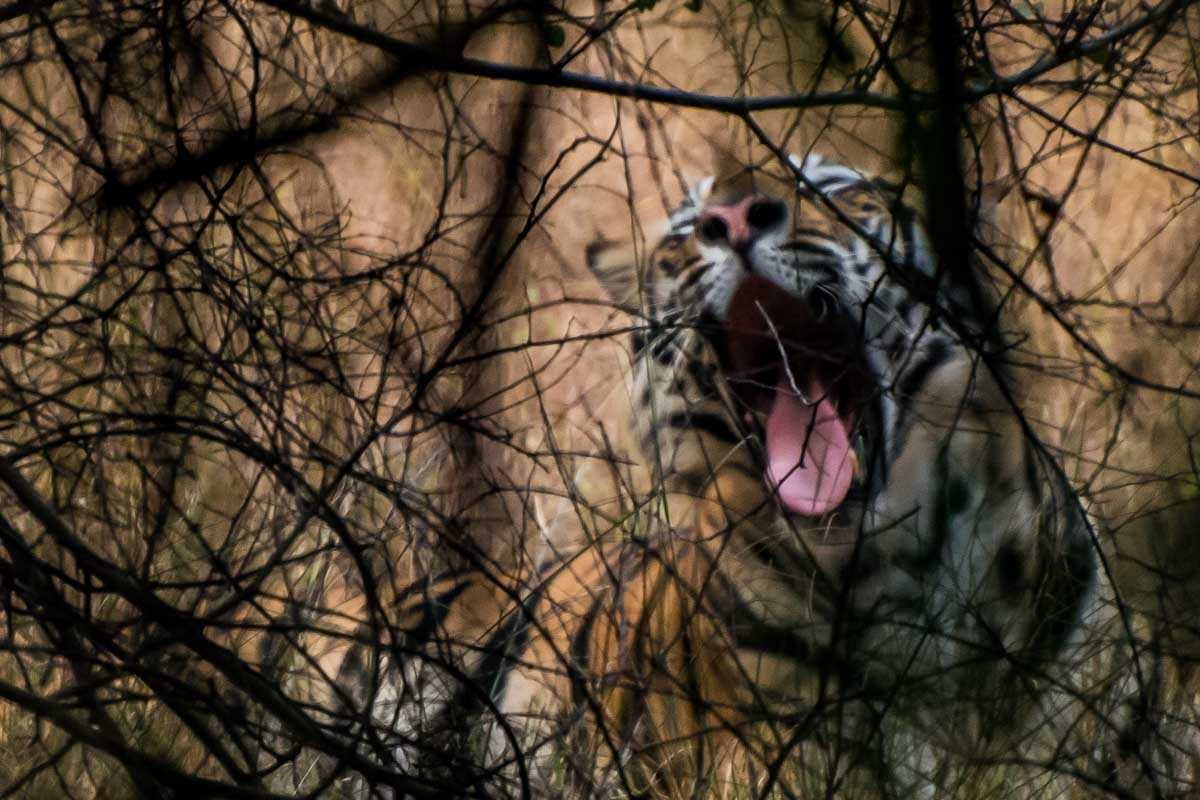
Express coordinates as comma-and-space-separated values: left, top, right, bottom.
587, 154, 951, 528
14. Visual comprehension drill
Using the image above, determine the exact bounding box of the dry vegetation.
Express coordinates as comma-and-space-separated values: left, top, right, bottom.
0, 0, 1198, 796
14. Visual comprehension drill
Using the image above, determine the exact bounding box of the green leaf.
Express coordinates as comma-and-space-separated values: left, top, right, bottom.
544, 23, 565, 47
1084, 46, 1112, 65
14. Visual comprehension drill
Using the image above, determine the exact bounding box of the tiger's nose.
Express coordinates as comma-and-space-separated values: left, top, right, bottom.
697, 196, 788, 249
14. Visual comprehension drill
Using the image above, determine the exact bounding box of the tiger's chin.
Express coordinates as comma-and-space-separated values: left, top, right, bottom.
718, 274, 875, 519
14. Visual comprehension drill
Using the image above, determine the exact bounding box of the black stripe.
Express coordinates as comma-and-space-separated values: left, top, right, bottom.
897, 337, 952, 401
870, 175, 901, 197
452, 606, 529, 714
782, 237, 843, 257
890, 338, 954, 461
630, 329, 647, 356
862, 393, 888, 486
686, 358, 718, 397
696, 311, 725, 367
678, 608, 711, 776
897, 204, 929, 274
743, 534, 788, 574
393, 567, 476, 606
898, 446, 956, 573
650, 333, 676, 365
680, 264, 708, 290
441, 563, 558, 724
720, 578, 811, 662
792, 224, 838, 239
568, 599, 603, 708
402, 578, 474, 643
666, 411, 740, 444
1027, 473, 1096, 660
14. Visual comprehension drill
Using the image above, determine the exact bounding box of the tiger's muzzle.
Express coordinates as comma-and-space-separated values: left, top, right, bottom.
718, 273, 875, 517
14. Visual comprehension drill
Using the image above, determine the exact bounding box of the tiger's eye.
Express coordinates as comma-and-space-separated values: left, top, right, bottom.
655, 236, 685, 274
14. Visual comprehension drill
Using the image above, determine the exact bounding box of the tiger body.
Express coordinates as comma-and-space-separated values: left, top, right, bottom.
384, 153, 1097, 796
215, 154, 1097, 798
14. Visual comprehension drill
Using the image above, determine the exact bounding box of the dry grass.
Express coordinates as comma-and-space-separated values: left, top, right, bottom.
0, 0, 1197, 796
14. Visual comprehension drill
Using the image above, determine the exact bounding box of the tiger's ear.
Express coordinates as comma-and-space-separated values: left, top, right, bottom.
585, 238, 642, 312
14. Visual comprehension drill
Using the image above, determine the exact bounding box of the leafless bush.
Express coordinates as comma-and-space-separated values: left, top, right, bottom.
0, 0, 1197, 796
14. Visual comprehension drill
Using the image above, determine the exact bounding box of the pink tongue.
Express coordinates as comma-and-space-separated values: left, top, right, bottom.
766, 373, 854, 516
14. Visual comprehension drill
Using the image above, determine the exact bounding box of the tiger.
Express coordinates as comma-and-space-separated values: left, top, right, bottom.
195, 152, 1099, 798
353, 151, 1101, 798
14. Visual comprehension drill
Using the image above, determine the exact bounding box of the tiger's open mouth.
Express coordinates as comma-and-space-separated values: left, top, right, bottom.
720, 275, 873, 517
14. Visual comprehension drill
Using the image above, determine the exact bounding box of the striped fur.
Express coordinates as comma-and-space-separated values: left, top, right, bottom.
489, 154, 1095, 795
227, 154, 1098, 797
